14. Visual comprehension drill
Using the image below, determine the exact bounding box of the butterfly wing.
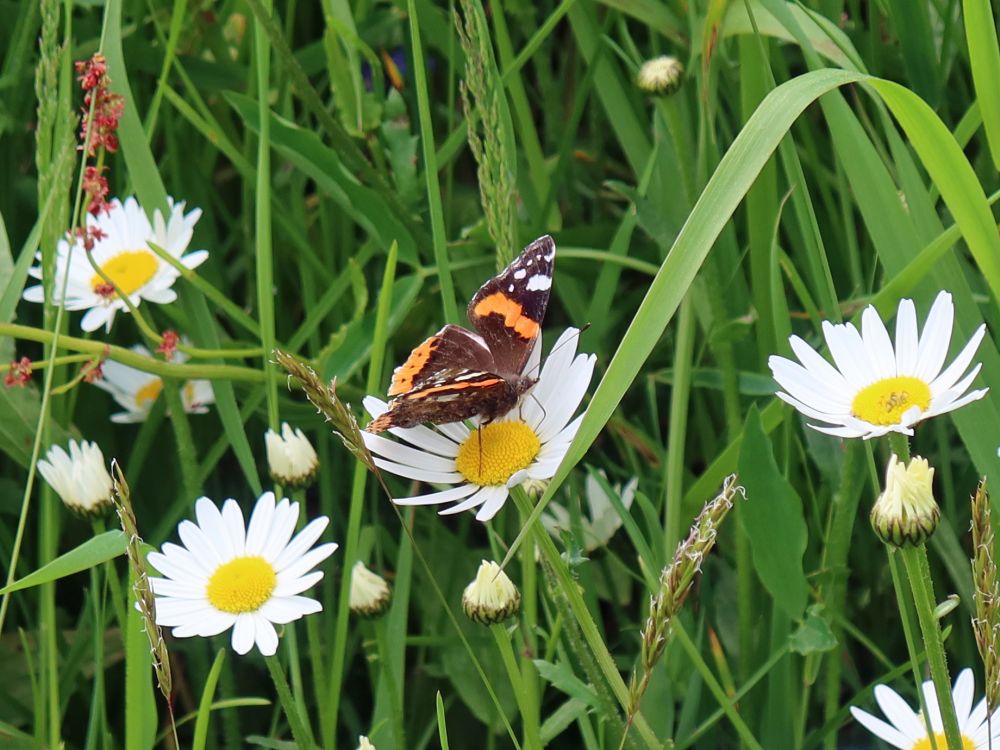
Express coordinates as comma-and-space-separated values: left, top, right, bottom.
367, 371, 512, 432
386, 324, 497, 397
467, 235, 555, 377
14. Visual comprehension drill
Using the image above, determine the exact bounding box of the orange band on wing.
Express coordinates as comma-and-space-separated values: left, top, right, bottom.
472, 293, 539, 339
408, 378, 502, 399
389, 337, 440, 396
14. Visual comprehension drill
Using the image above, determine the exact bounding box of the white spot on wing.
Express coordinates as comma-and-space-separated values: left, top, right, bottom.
508, 284, 515, 292
526, 274, 551, 291
513, 269, 527, 279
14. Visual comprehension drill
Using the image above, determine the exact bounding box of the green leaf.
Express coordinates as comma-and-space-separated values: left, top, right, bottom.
963, 0, 1000, 170
789, 606, 838, 655
0, 531, 127, 594
533, 659, 600, 708
737, 406, 809, 619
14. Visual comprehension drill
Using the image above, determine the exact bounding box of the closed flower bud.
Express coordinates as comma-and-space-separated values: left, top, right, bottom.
637, 55, 684, 96
264, 423, 319, 487
357, 736, 375, 750
870, 454, 940, 547
37, 439, 114, 516
350, 561, 391, 617
462, 560, 521, 625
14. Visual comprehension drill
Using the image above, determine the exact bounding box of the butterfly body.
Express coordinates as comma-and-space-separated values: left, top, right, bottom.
366, 235, 555, 433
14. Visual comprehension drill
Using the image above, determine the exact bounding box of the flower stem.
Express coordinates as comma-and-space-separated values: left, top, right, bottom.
901, 544, 963, 750
491, 623, 542, 750
265, 654, 316, 748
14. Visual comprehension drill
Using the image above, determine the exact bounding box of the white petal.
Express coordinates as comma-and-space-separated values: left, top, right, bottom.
914, 291, 954, 382
894, 298, 919, 375
849, 706, 913, 749
928, 324, 985, 395
875, 683, 926, 738
231, 614, 256, 655
439, 485, 506, 517
392, 484, 478, 506
363, 432, 458, 471
860, 304, 897, 380
952, 669, 975, 728
252, 615, 279, 656
244, 492, 277, 555
373, 457, 463, 484
475, 487, 512, 521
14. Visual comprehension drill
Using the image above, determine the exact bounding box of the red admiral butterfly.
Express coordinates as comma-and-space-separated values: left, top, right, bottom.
366, 235, 555, 433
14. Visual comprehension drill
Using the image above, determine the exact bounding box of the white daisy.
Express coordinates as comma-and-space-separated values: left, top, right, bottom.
148, 491, 337, 656
851, 668, 1000, 749
22, 196, 207, 332
37, 439, 113, 515
768, 291, 988, 439
92, 344, 214, 423
361, 327, 596, 523
542, 471, 637, 552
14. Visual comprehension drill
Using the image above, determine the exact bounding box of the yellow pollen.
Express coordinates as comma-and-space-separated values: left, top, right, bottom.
851, 376, 931, 426
912, 733, 974, 750
206, 556, 276, 614
90, 250, 158, 297
455, 421, 541, 486
135, 379, 164, 409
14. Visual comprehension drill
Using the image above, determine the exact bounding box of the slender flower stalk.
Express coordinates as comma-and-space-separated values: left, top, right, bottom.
971, 479, 1000, 713
626, 475, 742, 725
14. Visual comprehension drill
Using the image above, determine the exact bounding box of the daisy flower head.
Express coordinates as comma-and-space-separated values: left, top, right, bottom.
92, 344, 214, 423
543, 471, 637, 552
361, 327, 596, 523
148, 491, 337, 656
22, 196, 207, 332
768, 291, 988, 439
37, 439, 113, 516
851, 668, 999, 749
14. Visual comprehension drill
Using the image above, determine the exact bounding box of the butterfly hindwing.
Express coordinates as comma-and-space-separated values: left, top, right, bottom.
467, 235, 555, 377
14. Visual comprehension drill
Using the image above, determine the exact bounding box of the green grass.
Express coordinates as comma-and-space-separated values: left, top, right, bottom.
2, 0, 1000, 748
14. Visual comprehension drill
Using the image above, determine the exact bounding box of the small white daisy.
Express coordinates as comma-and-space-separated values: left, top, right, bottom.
23, 196, 207, 332
148, 491, 337, 656
768, 291, 988, 439
37, 439, 113, 515
543, 471, 637, 552
361, 328, 596, 522
851, 668, 1000, 749
92, 344, 214, 423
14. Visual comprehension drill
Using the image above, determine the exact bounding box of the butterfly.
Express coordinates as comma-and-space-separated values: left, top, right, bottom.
366, 235, 555, 433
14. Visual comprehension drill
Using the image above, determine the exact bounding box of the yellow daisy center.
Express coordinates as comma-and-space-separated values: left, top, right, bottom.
912, 733, 974, 750
455, 421, 541, 486
135, 379, 163, 409
90, 250, 158, 297
850, 376, 931, 426
206, 556, 277, 614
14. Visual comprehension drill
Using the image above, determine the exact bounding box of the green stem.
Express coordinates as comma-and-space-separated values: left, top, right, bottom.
901, 545, 963, 750
518, 505, 541, 748
265, 654, 316, 748
0, 323, 264, 381
491, 624, 541, 750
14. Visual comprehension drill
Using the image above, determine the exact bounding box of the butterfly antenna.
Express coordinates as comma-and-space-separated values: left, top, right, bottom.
521, 323, 591, 380
477, 423, 484, 476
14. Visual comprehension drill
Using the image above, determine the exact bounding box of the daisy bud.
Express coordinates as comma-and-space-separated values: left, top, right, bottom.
350, 561, 392, 617
37, 439, 114, 516
870, 454, 940, 547
636, 55, 684, 96
264, 422, 319, 488
521, 477, 550, 498
357, 737, 375, 750
462, 560, 521, 625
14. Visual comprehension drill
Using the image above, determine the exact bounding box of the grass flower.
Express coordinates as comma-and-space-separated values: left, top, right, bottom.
92, 345, 214, 423
37, 439, 113, 515
22, 196, 207, 332
851, 668, 1000, 749
148, 491, 337, 656
264, 423, 319, 487
543, 472, 637, 552
870, 454, 940, 547
361, 328, 595, 522
349, 561, 391, 617
462, 560, 520, 625
768, 291, 987, 439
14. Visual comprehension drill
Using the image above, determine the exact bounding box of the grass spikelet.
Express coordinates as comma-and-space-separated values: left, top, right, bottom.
626, 474, 742, 725
453, 0, 517, 264
971, 478, 1000, 711
272, 349, 376, 473
109, 461, 174, 714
